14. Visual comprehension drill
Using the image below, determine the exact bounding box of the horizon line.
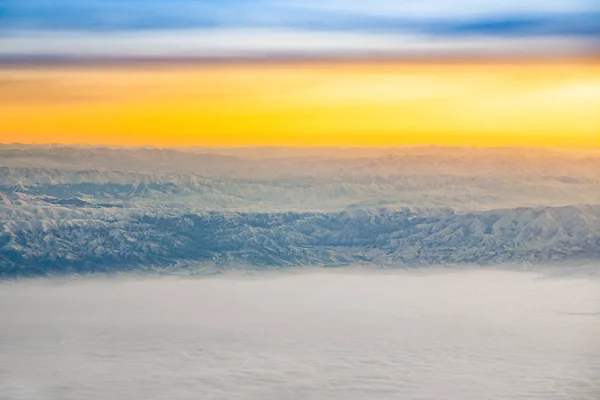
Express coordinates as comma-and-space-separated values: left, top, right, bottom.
2, 143, 598, 151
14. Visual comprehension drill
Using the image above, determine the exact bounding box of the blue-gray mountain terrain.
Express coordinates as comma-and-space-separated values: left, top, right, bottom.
1, 146, 600, 277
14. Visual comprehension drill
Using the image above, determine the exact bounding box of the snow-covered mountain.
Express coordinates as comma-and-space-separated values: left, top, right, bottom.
2, 145, 600, 276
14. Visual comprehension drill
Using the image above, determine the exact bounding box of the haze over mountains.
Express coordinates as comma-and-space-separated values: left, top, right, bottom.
2, 145, 600, 276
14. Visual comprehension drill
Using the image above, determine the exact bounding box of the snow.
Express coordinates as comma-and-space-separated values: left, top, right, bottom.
1, 145, 600, 276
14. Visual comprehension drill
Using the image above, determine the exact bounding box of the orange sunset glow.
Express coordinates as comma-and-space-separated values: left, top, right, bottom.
1, 60, 599, 148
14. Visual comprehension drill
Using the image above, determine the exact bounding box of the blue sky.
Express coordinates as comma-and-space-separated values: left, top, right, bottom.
1, 0, 598, 58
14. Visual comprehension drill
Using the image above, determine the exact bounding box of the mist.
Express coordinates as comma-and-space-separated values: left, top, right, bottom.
1, 267, 598, 399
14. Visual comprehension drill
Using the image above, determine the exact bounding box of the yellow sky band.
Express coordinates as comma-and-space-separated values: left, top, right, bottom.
1, 60, 599, 147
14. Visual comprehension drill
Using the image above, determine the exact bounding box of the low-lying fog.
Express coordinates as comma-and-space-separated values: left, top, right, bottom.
1, 267, 599, 400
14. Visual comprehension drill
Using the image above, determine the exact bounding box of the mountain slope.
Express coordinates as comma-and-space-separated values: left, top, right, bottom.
2, 206, 599, 277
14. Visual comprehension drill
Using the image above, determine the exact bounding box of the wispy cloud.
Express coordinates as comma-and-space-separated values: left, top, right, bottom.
2, 29, 598, 59
1, 1, 598, 58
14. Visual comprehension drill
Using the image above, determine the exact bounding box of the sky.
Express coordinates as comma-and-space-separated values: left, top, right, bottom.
0, 1, 598, 147
2, 61, 599, 147
1, 0, 599, 58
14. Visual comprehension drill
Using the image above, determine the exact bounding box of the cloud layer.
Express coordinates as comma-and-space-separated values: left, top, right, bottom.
1, 270, 599, 399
